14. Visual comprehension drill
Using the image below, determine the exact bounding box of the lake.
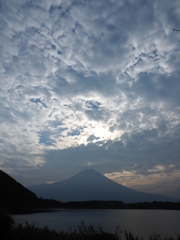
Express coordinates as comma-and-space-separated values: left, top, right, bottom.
13, 209, 180, 238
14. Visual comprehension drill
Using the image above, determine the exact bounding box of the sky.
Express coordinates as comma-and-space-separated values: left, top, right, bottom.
0, 0, 180, 198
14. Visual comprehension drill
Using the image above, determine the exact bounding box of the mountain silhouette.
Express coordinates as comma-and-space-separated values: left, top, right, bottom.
28, 169, 179, 203
0, 169, 38, 203
0, 170, 64, 213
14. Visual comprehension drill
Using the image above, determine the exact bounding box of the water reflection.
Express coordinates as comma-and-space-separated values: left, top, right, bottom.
13, 209, 180, 238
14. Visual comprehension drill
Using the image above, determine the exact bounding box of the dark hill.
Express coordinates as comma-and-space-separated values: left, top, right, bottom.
28, 169, 179, 203
0, 169, 38, 203
0, 170, 63, 213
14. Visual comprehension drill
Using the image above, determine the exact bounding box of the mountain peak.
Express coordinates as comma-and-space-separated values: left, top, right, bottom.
60, 168, 110, 186
28, 169, 179, 203
80, 168, 97, 173
76, 169, 100, 176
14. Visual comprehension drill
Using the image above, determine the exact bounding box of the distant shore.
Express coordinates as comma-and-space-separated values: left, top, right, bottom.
1, 199, 180, 215
61, 200, 180, 210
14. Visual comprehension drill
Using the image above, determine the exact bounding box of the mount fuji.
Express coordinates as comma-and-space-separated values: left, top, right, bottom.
28, 169, 179, 203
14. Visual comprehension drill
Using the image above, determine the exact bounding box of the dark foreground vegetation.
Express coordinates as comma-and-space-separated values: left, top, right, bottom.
1, 212, 180, 240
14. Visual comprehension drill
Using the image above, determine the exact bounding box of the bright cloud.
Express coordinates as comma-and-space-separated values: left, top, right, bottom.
105, 165, 180, 197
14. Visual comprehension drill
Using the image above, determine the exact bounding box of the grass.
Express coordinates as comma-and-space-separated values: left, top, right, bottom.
0, 212, 180, 240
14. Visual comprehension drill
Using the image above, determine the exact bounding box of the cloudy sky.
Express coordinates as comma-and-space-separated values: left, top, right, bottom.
0, 0, 180, 198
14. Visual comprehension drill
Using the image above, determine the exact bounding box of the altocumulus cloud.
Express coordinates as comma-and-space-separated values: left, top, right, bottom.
0, 0, 180, 197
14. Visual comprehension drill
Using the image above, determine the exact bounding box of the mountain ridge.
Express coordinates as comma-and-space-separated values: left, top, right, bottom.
0, 169, 64, 213
0, 169, 38, 202
28, 169, 179, 203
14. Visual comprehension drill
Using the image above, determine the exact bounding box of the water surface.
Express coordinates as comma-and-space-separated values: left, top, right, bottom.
13, 209, 180, 238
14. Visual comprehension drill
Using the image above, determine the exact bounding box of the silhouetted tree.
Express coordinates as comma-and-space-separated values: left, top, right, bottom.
0, 211, 14, 239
